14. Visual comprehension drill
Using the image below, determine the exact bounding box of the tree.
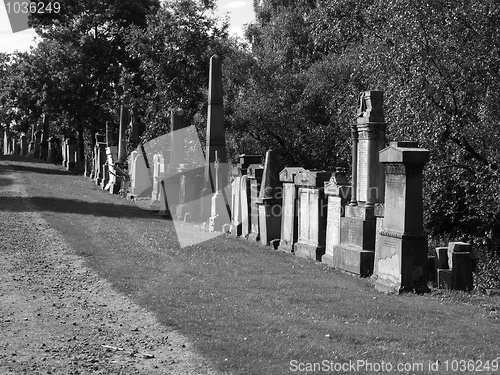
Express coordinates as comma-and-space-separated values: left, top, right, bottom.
124, 0, 229, 142
26, 0, 160, 160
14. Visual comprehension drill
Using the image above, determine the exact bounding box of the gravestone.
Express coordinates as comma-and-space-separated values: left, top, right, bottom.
47, 137, 60, 163
117, 93, 130, 164
208, 151, 231, 231
247, 163, 264, 242
4, 129, 12, 155
20, 135, 28, 156
13, 139, 19, 155
230, 167, 242, 236
94, 134, 106, 186
322, 169, 351, 267
201, 55, 227, 221
161, 110, 192, 218
233, 155, 262, 238
277, 167, 305, 252
34, 130, 42, 159
66, 137, 77, 172
151, 153, 165, 202
39, 114, 49, 160
105, 145, 121, 194
330, 91, 387, 276
294, 170, 332, 261
373, 141, 430, 293
257, 150, 283, 246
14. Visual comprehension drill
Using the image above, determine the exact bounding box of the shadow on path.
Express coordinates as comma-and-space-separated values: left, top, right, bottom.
0, 195, 166, 220
0, 156, 71, 176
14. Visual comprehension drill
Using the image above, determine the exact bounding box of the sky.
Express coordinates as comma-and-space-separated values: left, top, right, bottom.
0, 0, 255, 55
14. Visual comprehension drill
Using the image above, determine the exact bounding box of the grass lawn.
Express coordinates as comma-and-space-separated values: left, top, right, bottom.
82, 226, 500, 375
17, 156, 500, 375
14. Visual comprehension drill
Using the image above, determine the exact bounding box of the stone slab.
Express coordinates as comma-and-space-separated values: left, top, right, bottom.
339, 217, 376, 250
328, 245, 374, 276
294, 243, 325, 262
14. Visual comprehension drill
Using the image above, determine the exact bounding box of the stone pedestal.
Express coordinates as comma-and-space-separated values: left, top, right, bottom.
277, 167, 305, 252
293, 170, 331, 261
373, 141, 430, 293
322, 170, 351, 267
246, 164, 264, 242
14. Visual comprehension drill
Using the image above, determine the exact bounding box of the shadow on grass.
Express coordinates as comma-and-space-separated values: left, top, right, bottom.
0, 155, 71, 176
0, 195, 165, 220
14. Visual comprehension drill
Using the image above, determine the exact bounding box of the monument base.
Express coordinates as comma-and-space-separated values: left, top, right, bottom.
247, 232, 260, 243
277, 240, 294, 253
374, 277, 430, 294
176, 203, 196, 222
327, 246, 374, 276
258, 202, 281, 246
229, 223, 241, 237
294, 243, 325, 261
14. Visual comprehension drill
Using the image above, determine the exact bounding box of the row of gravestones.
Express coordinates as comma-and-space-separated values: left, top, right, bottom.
1, 116, 81, 173
88, 121, 123, 194
223, 91, 477, 294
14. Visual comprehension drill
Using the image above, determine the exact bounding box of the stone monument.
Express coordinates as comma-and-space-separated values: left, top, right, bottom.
39, 114, 49, 160
208, 151, 231, 231
277, 167, 306, 252
373, 141, 430, 293
246, 163, 264, 242
330, 91, 387, 276
201, 55, 227, 221
256, 150, 283, 246
237, 155, 263, 238
322, 168, 351, 267
293, 170, 332, 261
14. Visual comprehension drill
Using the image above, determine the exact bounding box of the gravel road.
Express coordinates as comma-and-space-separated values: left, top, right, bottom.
0, 155, 227, 375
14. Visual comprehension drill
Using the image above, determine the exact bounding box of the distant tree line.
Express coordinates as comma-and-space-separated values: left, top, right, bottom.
1, 0, 499, 286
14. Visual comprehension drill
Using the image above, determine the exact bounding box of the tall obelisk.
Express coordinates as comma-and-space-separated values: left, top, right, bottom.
201, 55, 227, 221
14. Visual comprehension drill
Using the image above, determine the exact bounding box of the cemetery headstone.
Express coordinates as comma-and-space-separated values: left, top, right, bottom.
247, 163, 264, 242
39, 114, 49, 160
330, 91, 387, 276
294, 170, 332, 261
257, 150, 283, 246
277, 167, 306, 252
209, 151, 231, 231
20, 134, 28, 156
47, 137, 60, 163
66, 137, 77, 172
234, 155, 262, 238
322, 168, 351, 266
117, 94, 130, 164
373, 141, 430, 293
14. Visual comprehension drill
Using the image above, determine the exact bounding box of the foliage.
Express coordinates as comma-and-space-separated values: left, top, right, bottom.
124, 0, 229, 143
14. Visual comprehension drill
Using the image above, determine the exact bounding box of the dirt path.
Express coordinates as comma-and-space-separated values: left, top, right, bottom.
0, 156, 227, 375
